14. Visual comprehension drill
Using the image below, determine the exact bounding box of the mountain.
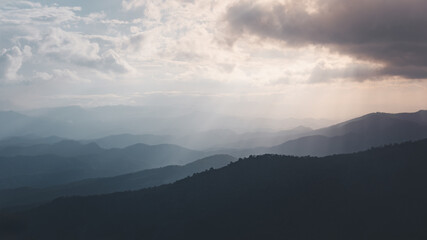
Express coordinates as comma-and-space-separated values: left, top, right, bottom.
0, 142, 206, 189
0, 106, 329, 145
227, 126, 312, 149
6, 139, 427, 239
0, 136, 64, 148
90, 126, 313, 150
0, 140, 103, 157
390, 110, 427, 125
89, 134, 173, 149
265, 110, 427, 156
0, 155, 236, 210
12, 106, 333, 139
0, 155, 94, 190
315, 110, 427, 137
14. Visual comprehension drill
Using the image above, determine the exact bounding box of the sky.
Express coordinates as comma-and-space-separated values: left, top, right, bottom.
0, 0, 426, 120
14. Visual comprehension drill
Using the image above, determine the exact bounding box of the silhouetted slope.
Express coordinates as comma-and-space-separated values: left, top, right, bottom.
266, 111, 427, 156
0, 136, 63, 148
0, 140, 103, 157
90, 126, 313, 150
91, 134, 173, 148
12, 139, 427, 240
222, 126, 312, 149
0, 143, 206, 189
392, 110, 427, 125
315, 110, 427, 137
0, 155, 236, 209
0, 155, 93, 189
105, 143, 205, 167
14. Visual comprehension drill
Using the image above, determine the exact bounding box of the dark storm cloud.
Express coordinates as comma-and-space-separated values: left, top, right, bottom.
224, 0, 427, 80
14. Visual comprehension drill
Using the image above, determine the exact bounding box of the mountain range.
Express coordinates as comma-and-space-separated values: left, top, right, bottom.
0, 154, 235, 210
4, 139, 426, 239
84, 110, 427, 154
0, 106, 333, 140
0, 141, 207, 189
221, 110, 427, 157
1, 110, 426, 191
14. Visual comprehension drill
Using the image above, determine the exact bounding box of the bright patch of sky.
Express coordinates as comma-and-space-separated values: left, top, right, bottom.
0, 0, 426, 120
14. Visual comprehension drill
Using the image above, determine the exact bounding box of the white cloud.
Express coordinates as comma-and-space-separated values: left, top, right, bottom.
0, 1, 81, 25
38, 28, 100, 62
0, 0, 425, 119
34, 71, 52, 81
0, 45, 32, 82
0, 1, 134, 83
121, 0, 146, 11
36, 28, 132, 73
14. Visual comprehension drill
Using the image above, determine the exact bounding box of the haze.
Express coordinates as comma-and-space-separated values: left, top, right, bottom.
2, 1, 427, 239
1, 0, 426, 121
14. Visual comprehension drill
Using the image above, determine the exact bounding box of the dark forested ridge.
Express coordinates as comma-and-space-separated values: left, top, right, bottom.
4, 139, 427, 240
0, 154, 235, 210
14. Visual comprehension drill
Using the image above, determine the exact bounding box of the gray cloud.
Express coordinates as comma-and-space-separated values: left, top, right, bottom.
308, 62, 380, 83
127, 33, 145, 52
225, 0, 427, 80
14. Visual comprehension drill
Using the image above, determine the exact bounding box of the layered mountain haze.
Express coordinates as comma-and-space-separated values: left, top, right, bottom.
0, 106, 333, 140
89, 134, 173, 149
6, 139, 427, 239
0, 136, 64, 148
1, 0, 426, 238
0, 141, 207, 189
268, 110, 427, 156
0, 154, 236, 210
90, 125, 313, 150
0, 140, 102, 157
222, 110, 427, 157
1, 112, 427, 239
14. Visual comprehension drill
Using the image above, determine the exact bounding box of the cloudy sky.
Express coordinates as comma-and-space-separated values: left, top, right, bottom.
0, 0, 426, 120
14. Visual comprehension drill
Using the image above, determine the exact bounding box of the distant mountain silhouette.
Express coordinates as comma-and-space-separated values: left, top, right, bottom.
0, 140, 103, 157
0, 106, 332, 139
176, 126, 313, 150
0, 136, 64, 148
227, 126, 312, 149
315, 110, 427, 137
0, 155, 235, 210
89, 134, 173, 148
0, 142, 206, 189
389, 110, 427, 125
90, 126, 313, 150
263, 110, 427, 156
6, 139, 427, 239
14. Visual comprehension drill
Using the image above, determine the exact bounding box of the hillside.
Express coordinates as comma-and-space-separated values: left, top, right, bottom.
0, 155, 236, 210
0, 142, 206, 189
0, 140, 103, 157
6, 139, 427, 239
266, 110, 427, 156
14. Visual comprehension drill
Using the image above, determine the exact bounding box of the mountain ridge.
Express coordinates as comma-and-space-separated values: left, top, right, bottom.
8, 139, 427, 239
0, 154, 236, 210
